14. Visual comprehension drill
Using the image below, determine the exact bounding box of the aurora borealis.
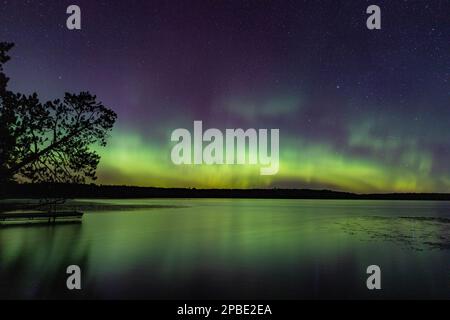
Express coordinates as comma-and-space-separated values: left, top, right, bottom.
0, 0, 449, 192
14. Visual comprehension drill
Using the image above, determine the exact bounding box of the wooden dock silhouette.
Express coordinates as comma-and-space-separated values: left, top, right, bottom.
0, 211, 83, 225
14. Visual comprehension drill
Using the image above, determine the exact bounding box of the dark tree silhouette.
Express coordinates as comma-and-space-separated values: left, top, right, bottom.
0, 42, 16, 183
0, 42, 117, 185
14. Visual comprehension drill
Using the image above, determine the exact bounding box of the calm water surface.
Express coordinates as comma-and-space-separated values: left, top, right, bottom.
1, 199, 449, 299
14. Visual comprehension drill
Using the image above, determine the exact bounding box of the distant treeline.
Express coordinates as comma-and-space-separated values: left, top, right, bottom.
2, 183, 450, 200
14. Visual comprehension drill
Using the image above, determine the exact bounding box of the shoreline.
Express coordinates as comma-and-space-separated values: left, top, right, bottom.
2, 183, 450, 201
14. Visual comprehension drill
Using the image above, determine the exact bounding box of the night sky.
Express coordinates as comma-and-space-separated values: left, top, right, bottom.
0, 0, 449, 192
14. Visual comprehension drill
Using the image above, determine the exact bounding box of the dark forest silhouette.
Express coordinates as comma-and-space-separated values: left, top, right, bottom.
3, 183, 450, 201
0, 42, 117, 189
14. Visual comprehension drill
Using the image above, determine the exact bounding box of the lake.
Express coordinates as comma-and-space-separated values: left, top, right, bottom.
0, 199, 449, 299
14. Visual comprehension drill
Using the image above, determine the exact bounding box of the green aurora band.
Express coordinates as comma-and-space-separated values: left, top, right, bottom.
95, 125, 441, 193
